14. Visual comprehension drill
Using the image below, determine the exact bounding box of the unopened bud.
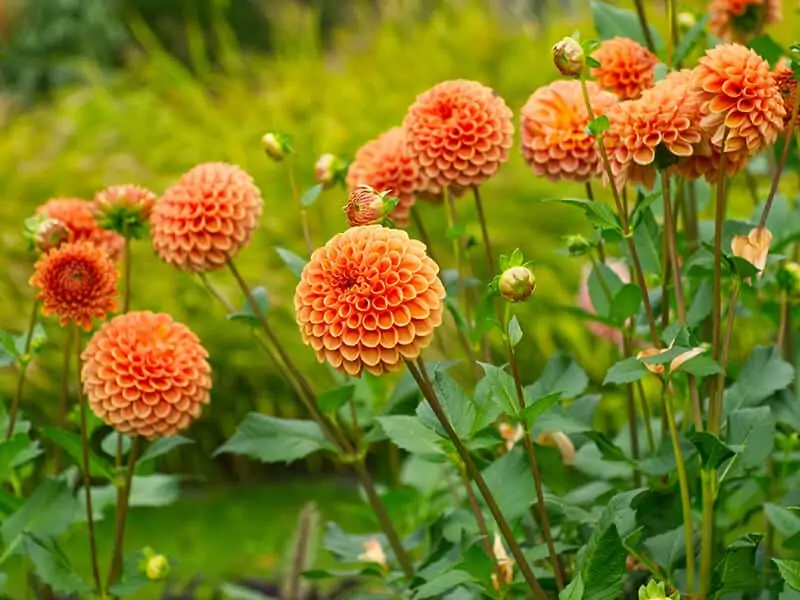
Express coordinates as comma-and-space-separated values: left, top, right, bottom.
34, 218, 72, 253
344, 185, 392, 226
564, 234, 592, 256
261, 132, 291, 161
94, 184, 157, 239
498, 266, 536, 303
677, 11, 697, 32
145, 554, 170, 581
552, 37, 585, 78
315, 154, 337, 188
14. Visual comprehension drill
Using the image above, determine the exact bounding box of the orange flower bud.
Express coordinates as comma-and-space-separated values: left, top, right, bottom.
731, 226, 772, 276
315, 154, 337, 188
358, 538, 388, 571
34, 218, 72, 253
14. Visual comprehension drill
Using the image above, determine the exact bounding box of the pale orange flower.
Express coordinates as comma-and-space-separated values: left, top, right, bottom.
638, 346, 706, 376
709, 0, 782, 42
491, 533, 514, 590
30, 241, 118, 331
295, 226, 445, 377
590, 37, 657, 100
520, 80, 617, 182
151, 162, 263, 272
693, 44, 786, 156
604, 70, 703, 189
94, 184, 158, 233
403, 79, 513, 195
498, 422, 523, 451
81, 311, 212, 439
346, 127, 418, 227
732, 226, 772, 276
37, 198, 124, 261
358, 538, 388, 571
536, 431, 576, 466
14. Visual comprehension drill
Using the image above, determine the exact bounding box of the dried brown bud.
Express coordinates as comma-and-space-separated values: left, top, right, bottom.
552, 37, 585, 78
498, 265, 536, 303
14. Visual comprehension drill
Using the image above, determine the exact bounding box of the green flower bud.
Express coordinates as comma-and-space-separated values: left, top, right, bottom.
498, 265, 536, 303
261, 132, 292, 161
145, 554, 170, 581
564, 234, 592, 256
552, 37, 585, 78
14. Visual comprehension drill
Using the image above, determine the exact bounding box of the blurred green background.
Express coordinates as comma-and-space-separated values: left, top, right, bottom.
0, 0, 798, 595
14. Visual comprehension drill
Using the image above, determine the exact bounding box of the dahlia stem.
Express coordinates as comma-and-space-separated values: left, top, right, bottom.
699, 469, 715, 596
662, 382, 695, 595
759, 90, 800, 229
472, 187, 495, 278
5, 302, 39, 441
286, 160, 314, 255
778, 290, 788, 352
458, 465, 505, 588
636, 380, 656, 453
122, 234, 132, 314
622, 332, 641, 486
661, 172, 703, 431
405, 357, 547, 600
632, 0, 656, 52
411, 205, 438, 264
683, 180, 700, 254
585, 181, 606, 262
579, 78, 660, 348
443, 187, 471, 327
503, 306, 564, 590
665, 0, 676, 69
54, 325, 74, 472
75, 328, 102, 594
107, 436, 140, 590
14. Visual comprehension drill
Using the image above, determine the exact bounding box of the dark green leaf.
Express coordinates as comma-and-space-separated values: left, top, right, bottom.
688, 432, 735, 469
750, 34, 786, 66
576, 499, 628, 600
687, 281, 713, 327
521, 392, 562, 428
138, 436, 194, 466
526, 352, 589, 400
639, 436, 697, 476
0, 433, 40, 481
775, 559, 800, 591
2, 478, 78, 547
414, 571, 475, 599
100, 431, 131, 458
726, 406, 775, 473
587, 262, 624, 318
603, 357, 648, 385
585, 431, 634, 464
508, 315, 522, 347
317, 385, 356, 414
376, 416, 445, 456
300, 183, 324, 208
478, 448, 536, 522
725, 346, 794, 410
643, 526, 687, 574
228, 286, 269, 325
560, 573, 584, 600
417, 370, 475, 440
546, 198, 621, 232
22, 535, 92, 595
275, 247, 308, 278
709, 534, 762, 599
679, 355, 722, 378
591, 0, 663, 50
673, 13, 710, 65
214, 414, 334, 463
609, 284, 642, 323
472, 363, 510, 427
40, 428, 114, 479
632, 206, 661, 274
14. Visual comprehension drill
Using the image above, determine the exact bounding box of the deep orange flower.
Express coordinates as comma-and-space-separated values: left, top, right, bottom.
295, 225, 445, 377
520, 80, 617, 182
604, 70, 703, 189
403, 79, 513, 195
29, 241, 119, 330
693, 43, 785, 155
151, 162, 263, 272
709, 0, 781, 42
346, 127, 418, 227
775, 60, 799, 129
37, 198, 124, 261
81, 311, 212, 439
590, 37, 657, 100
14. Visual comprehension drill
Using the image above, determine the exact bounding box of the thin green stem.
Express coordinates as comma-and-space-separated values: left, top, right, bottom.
666, 0, 676, 69
406, 358, 547, 600
5, 302, 39, 440
53, 327, 74, 472
76, 329, 102, 594
632, 0, 657, 52
123, 236, 132, 313
458, 466, 504, 588
699, 470, 715, 596
287, 160, 313, 255
107, 437, 140, 589
504, 307, 564, 590
759, 90, 800, 229
585, 181, 606, 263
778, 290, 789, 353
411, 205, 438, 264
444, 187, 470, 325
663, 383, 695, 594
348, 399, 362, 451
622, 332, 641, 486
473, 187, 495, 278
636, 380, 656, 454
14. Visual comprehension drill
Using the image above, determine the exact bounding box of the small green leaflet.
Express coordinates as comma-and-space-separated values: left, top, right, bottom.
545, 198, 621, 232
228, 286, 270, 324
300, 183, 324, 207
508, 315, 523, 347
275, 247, 308, 278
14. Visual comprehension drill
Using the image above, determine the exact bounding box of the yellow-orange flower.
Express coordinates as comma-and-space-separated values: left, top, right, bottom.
295, 225, 445, 377
520, 80, 617, 182
590, 37, 657, 100
604, 70, 703, 189
151, 162, 263, 272
37, 198, 124, 261
709, 0, 782, 42
403, 79, 513, 195
346, 127, 418, 227
81, 311, 212, 439
29, 241, 119, 330
693, 43, 785, 155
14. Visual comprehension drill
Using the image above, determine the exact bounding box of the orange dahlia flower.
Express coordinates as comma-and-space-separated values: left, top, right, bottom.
693, 43, 785, 155
30, 241, 119, 330
346, 127, 418, 227
94, 184, 158, 238
294, 225, 445, 377
590, 37, 658, 100
151, 162, 263, 272
403, 79, 513, 195
81, 311, 212, 439
775, 60, 799, 129
604, 70, 703, 189
520, 80, 617, 182
37, 198, 124, 261
709, 0, 781, 42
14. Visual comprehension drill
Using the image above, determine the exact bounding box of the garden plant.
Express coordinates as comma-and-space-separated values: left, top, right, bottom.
2, 0, 800, 599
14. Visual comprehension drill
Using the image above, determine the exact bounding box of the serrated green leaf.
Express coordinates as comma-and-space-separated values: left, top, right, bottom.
726, 407, 775, 474
775, 559, 800, 591
508, 315, 523, 347
726, 346, 794, 410
137, 436, 194, 467
474, 363, 511, 426
376, 416, 445, 456
478, 448, 536, 522
416, 370, 475, 440
275, 247, 308, 278
414, 570, 475, 599
22, 535, 92, 595
709, 534, 761, 599
588, 262, 624, 318
526, 352, 589, 400
522, 392, 562, 428
688, 431, 735, 469
576, 498, 628, 600
40, 427, 115, 479
300, 183, 324, 207
228, 286, 269, 325
2, 478, 78, 548
546, 198, 622, 232
317, 385, 356, 414
609, 284, 642, 323
679, 355, 722, 378
215, 415, 334, 463
604, 357, 648, 385
585, 431, 634, 464
687, 280, 713, 327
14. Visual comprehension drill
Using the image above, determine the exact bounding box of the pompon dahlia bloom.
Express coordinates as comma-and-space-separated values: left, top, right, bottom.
94, 184, 158, 238
520, 80, 617, 182
693, 44, 785, 155
604, 70, 703, 189
578, 259, 630, 345
709, 0, 782, 42
30, 241, 119, 330
295, 226, 445, 377
151, 162, 263, 272
403, 79, 514, 195
81, 311, 212, 439
590, 38, 658, 100
37, 198, 124, 261
346, 127, 418, 227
